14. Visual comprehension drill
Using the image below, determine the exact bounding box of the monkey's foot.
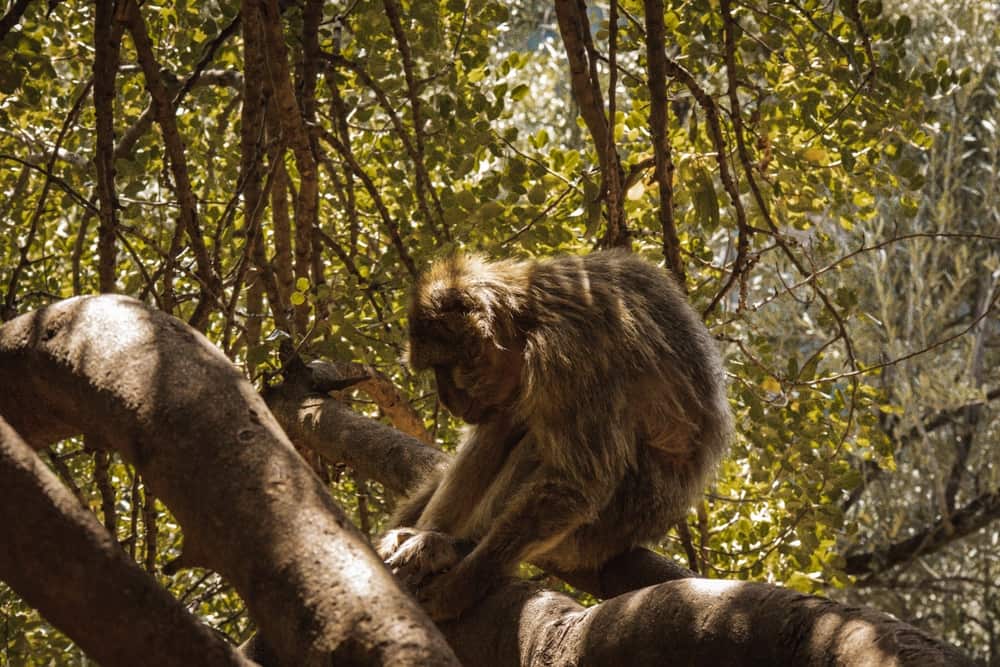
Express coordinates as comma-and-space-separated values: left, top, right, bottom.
377, 527, 419, 561
379, 529, 461, 590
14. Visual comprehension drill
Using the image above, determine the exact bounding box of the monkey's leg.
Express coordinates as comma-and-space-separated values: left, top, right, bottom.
416, 469, 599, 621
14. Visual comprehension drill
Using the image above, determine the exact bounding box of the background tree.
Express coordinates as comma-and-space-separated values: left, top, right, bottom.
0, 0, 994, 662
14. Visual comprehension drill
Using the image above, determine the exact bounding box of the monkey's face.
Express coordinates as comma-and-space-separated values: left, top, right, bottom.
409, 316, 523, 425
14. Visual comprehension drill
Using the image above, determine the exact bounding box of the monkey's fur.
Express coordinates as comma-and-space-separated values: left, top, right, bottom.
379, 250, 732, 620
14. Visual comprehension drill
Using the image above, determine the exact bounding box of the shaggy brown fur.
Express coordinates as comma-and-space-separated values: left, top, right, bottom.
380, 250, 732, 620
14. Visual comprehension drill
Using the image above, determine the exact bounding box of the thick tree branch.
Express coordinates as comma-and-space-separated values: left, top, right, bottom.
306, 359, 433, 444
0, 417, 254, 667
443, 577, 969, 667
0, 295, 458, 666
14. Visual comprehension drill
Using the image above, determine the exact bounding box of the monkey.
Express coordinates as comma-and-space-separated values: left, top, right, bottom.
379, 249, 732, 621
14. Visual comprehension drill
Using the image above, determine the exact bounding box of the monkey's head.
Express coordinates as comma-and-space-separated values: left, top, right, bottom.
407, 255, 530, 424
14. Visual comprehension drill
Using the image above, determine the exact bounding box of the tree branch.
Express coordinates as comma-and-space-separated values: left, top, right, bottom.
0, 0, 32, 42
554, 0, 628, 246
643, 0, 683, 281
846, 490, 1000, 579
0, 416, 254, 666
121, 0, 221, 329
0, 295, 458, 665
382, 0, 448, 240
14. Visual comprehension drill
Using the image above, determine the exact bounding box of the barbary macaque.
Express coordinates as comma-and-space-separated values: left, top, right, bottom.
379, 250, 732, 620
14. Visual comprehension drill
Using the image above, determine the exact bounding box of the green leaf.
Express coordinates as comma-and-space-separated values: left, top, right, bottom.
527, 183, 547, 205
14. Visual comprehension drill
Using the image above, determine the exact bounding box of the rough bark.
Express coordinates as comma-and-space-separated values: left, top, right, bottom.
0, 416, 254, 667
305, 359, 433, 444
265, 368, 972, 665
265, 374, 442, 499
0, 295, 458, 666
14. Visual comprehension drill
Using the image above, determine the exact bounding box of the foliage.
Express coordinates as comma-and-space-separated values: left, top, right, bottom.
0, 0, 996, 661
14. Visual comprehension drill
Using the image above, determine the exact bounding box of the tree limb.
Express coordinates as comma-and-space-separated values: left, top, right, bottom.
0, 295, 458, 666
643, 0, 684, 282
0, 416, 254, 667
0, 0, 32, 42
121, 0, 221, 328
846, 489, 1000, 579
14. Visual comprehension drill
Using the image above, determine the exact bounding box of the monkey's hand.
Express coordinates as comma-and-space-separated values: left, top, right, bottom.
415, 556, 498, 622
378, 528, 461, 591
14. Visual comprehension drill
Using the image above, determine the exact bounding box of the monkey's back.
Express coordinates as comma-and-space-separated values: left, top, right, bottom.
515, 250, 732, 568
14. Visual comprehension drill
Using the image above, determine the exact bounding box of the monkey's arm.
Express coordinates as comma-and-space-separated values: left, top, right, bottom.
414, 418, 525, 535
390, 472, 441, 527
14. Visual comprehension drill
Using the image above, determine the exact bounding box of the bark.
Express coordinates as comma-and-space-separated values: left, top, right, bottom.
0, 416, 254, 667
266, 370, 972, 665
305, 359, 433, 444
643, 0, 684, 283
553, 0, 628, 247
258, 0, 319, 332
93, 0, 120, 294
265, 376, 442, 499
0, 295, 458, 666
239, 0, 292, 335
0, 0, 32, 41
442, 577, 971, 667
